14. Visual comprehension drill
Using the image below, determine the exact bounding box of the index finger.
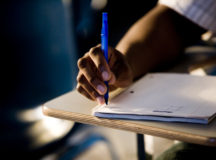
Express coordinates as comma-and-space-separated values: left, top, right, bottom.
88, 45, 112, 81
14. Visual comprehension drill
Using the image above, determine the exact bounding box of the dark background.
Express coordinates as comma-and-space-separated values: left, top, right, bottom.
0, 0, 157, 159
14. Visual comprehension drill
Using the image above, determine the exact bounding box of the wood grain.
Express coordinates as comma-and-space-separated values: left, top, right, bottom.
42, 104, 216, 146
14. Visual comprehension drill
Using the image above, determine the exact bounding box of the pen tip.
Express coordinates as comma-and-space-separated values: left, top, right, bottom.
105, 99, 108, 105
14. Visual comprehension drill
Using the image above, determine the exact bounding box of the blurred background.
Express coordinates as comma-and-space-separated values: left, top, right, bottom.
1, 0, 216, 160
0, 0, 157, 159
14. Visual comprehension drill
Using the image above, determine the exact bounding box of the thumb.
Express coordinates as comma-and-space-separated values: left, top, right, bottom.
108, 72, 116, 85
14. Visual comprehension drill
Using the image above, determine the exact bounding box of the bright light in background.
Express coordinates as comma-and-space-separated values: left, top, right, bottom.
91, 0, 107, 10
190, 68, 206, 76
17, 106, 74, 148
17, 106, 44, 122
26, 116, 73, 148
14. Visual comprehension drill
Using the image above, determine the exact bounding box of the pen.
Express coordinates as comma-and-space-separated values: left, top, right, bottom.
101, 12, 109, 105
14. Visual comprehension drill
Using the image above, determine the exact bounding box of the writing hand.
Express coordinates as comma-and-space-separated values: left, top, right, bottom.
76, 44, 133, 104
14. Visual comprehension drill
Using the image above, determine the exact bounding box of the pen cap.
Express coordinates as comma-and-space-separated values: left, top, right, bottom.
101, 12, 108, 35
102, 12, 108, 22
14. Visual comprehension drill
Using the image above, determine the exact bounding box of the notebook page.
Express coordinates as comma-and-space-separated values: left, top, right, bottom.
92, 73, 216, 123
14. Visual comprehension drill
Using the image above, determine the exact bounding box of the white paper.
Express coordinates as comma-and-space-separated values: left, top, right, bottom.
92, 73, 216, 124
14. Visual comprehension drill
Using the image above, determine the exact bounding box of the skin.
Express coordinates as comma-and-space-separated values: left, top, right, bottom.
76, 4, 206, 104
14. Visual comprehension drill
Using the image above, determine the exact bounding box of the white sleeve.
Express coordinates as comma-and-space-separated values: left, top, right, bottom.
159, 0, 216, 33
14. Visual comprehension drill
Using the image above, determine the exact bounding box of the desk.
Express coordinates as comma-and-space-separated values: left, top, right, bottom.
43, 47, 216, 159
42, 89, 216, 147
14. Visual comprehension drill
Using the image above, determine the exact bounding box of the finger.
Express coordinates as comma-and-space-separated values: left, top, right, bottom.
108, 72, 116, 85
107, 47, 131, 87
76, 84, 105, 104
113, 64, 133, 88
76, 84, 94, 101
108, 50, 133, 87
89, 45, 112, 81
77, 72, 100, 98
77, 58, 107, 95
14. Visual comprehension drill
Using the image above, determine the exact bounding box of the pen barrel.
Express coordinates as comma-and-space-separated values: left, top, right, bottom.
104, 81, 109, 103
101, 12, 109, 104
101, 34, 108, 61
101, 13, 108, 62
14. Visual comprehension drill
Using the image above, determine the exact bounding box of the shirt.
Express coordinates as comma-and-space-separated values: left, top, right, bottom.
159, 0, 216, 33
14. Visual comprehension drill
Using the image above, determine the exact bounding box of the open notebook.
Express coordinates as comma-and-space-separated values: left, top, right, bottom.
92, 73, 216, 124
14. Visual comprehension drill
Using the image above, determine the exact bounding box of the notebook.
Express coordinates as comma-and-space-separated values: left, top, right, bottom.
92, 73, 216, 124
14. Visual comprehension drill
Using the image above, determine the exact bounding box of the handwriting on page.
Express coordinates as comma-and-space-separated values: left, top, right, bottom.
153, 106, 184, 113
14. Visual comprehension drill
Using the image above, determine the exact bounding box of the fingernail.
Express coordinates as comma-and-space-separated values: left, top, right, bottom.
97, 85, 106, 94
102, 71, 109, 81
96, 97, 105, 105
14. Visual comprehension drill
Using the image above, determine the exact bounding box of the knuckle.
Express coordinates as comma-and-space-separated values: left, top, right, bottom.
76, 85, 82, 93
76, 74, 85, 83
89, 47, 101, 57
77, 58, 87, 68
89, 77, 96, 84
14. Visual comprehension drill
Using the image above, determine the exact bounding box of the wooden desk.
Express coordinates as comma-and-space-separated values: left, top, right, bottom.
43, 47, 216, 158
42, 48, 216, 160
42, 89, 216, 147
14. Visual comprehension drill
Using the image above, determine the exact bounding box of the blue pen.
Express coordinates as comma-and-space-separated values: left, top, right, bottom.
101, 12, 109, 105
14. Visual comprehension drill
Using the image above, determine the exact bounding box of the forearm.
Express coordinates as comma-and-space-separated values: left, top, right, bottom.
76, 4, 206, 103
116, 4, 206, 79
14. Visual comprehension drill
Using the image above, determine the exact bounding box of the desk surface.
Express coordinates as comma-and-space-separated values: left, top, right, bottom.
43, 48, 216, 147
43, 89, 216, 147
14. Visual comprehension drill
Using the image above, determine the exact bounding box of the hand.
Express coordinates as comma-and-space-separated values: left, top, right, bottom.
76, 44, 133, 104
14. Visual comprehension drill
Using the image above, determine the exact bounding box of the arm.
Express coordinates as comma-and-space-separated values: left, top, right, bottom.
116, 4, 206, 79
77, 4, 206, 104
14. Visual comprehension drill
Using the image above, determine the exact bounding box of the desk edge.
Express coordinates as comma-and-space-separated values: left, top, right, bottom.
42, 105, 216, 147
